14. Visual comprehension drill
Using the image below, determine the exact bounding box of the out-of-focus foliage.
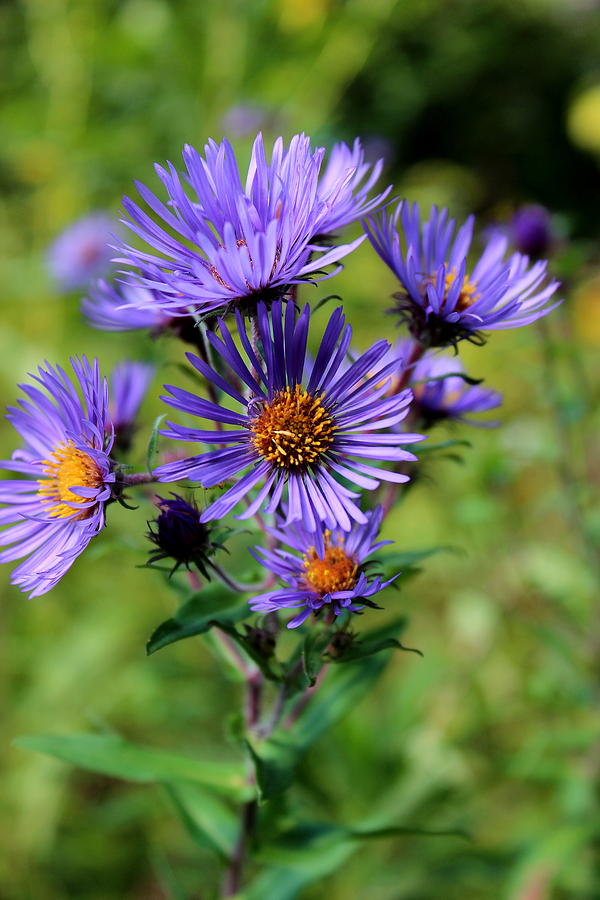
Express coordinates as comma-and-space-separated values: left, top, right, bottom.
1, 0, 599, 898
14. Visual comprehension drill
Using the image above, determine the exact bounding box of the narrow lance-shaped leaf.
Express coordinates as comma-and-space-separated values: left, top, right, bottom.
146, 413, 166, 472
376, 545, 459, 581
417, 439, 472, 455
14, 733, 249, 798
330, 616, 423, 663
244, 820, 469, 899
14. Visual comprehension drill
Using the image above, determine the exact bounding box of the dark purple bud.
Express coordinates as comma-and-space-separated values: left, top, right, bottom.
242, 624, 277, 659
147, 494, 226, 577
511, 205, 553, 259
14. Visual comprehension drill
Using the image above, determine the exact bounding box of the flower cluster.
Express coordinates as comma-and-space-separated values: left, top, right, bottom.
1, 131, 560, 632
155, 299, 423, 533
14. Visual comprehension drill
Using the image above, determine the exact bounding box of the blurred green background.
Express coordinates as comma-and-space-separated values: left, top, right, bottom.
1, 0, 600, 897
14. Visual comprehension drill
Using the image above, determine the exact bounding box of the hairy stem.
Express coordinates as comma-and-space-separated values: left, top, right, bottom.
222, 798, 257, 897
396, 338, 426, 393
121, 472, 158, 486
222, 671, 263, 896
209, 561, 265, 594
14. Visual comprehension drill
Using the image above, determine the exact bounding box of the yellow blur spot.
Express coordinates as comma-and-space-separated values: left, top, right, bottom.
567, 84, 600, 155
278, 0, 329, 31
571, 276, 600, 346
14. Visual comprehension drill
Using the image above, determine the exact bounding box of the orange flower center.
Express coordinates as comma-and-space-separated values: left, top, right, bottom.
426, 266, 480, 312
443, 267, 480, 312
38, 440, 103, 519
251, 385, 335, 470
303, 534, 358, 595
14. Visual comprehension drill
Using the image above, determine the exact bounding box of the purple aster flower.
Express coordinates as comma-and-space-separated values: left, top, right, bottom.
82, 278, 175, 333
511, 205, 554, 259
316, 138, 391, 235
155, 300, 424, 532
82, 278, 217, 351
47, 213, 116, 291
408, 344, 502, 427
249, 506, 397, 628
109, 361, 154, 453
364, 201, 561, 347
117, 133, 370, 318
0, 358, 117, 597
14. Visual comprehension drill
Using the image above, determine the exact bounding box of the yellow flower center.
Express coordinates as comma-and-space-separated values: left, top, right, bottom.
303, 534, 358, 595
443, 267, 480, 312
251, 385, 335, 470
38, 440, 103, 519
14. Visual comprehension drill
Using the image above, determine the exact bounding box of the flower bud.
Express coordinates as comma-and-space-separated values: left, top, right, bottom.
147, 494, 224, 577
511, 205, 554, 259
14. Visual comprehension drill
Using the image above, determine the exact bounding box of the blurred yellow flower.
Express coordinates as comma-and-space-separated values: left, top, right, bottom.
571, 275, 600, 345
277, 0, 329, 31
567, 84, 600, 154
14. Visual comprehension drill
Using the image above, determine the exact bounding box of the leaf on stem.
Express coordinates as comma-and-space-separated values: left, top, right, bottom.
244, 737, 298, 803
216, 622, 284, 682
164, 781, 238, 859
14, 733, 249, 798
245, 651, 396, 805
243, 819, 467, 899
301, 630, 330, 687
145, 413, 166, 473
146, 583, 250, 655
329, 616, 423, 662
376, 545, 459, 581
417, 439, 472, 455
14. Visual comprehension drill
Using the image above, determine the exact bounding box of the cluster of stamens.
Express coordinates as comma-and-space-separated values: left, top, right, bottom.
37, 440, 103, 519
302, 533, 358, 595
442, 267, 480, 311
423, 266, 480, 313
251, 385, 335, 470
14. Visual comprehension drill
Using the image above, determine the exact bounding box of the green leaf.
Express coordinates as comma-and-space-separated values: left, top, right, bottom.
146, 413, 166, 473
245, 821, 468, 899
349, 824, 470, 840
216, 622, 284, 683
151, 847, 188, 900
14, 733, 249, 798
377, 545, 458, 580
301, 630, 330, 687
164, 781, 238, 859
146, 582, 249, 655
244, 739, 294, 803
243, 824, 353, 900
286, 652, 396, 752
245, 651, 395, 804
330, 616, 422, 662
418, 439, 472, 455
